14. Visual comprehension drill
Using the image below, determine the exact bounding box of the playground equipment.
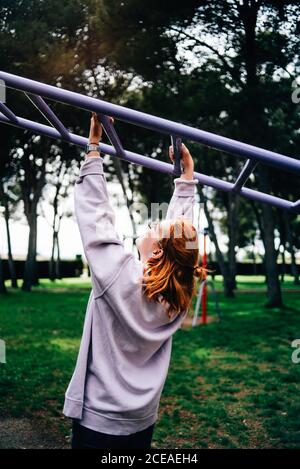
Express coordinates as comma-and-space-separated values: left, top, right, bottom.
0, 70, 299, 214
1, 71, 298, 326
192, 228, 222, 326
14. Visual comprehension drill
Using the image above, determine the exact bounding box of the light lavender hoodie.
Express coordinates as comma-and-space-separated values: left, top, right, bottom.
62, 155, 198, 435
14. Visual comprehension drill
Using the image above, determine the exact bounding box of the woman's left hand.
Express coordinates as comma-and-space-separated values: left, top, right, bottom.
88, 112, 114, 144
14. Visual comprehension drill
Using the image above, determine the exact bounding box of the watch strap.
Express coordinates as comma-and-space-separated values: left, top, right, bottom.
85, 143, 100, 154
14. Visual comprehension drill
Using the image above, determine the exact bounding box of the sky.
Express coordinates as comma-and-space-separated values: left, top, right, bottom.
0, 168, 274, 267
0, 172, 233, 263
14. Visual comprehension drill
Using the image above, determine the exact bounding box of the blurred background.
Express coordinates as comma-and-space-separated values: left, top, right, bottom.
0, 0, 299, 449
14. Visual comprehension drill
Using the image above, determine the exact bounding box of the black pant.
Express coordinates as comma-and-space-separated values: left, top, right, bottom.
71, 419, 155, 449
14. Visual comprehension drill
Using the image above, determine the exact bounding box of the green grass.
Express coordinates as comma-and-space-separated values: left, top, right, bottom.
6, 274, 298, 291
0, 276, 300, 448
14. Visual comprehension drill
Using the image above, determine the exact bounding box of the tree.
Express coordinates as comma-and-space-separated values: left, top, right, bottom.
87, 0, 300, 307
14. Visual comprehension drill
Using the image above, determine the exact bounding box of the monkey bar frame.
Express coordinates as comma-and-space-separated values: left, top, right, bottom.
0, 70, 299, 213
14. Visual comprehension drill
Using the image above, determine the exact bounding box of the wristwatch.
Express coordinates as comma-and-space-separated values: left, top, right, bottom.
85, 143, 100, 154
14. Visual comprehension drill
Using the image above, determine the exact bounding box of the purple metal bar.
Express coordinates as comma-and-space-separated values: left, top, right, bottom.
0, 111, 298, 214
0, 102, 18, 123
25, 92, 71, 141
96, 113, 125, 157
0, 70, 300, 175
232, 159, 259, 193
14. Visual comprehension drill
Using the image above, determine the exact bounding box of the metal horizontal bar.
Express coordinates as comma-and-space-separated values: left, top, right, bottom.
0, 102, 18, 123
1, 111, 298, 214
25, 92, 71, 141
1, 70, 300, 175
232, 159, 259, 193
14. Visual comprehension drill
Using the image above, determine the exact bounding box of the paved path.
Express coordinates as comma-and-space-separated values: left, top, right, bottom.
0, 417, 69, 449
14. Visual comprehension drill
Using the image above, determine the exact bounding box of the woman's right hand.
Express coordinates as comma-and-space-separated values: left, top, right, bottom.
169, 143, 194, 180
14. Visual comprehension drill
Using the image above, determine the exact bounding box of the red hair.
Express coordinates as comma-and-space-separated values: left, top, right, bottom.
141, 218, 213, 319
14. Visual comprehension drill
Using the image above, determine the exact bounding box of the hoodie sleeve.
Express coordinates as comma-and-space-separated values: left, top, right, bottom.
74, 156, 134, 299
165, 177, 199, 225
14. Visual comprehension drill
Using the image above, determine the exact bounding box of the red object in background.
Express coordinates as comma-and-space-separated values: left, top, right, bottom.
201, 231, 208, 324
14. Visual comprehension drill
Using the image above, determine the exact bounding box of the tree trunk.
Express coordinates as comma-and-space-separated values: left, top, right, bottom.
218, 152, 239, 292
49, 226, 56, 281
55, 232, 62, 279
3, 197, 18, 288
249, 200, 268, 284
283, 210, 299, 285
22, 209, 38, 291
0, 254, 7, 294
228, 191, 240, 291
239, 1, 282, 307
280, 243, 286, 283
257, 167, 282, 307
252, 236, 257, 276
20, 144, 48, 291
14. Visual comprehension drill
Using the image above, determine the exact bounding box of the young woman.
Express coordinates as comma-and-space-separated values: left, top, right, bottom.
63, 113, 206, 449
